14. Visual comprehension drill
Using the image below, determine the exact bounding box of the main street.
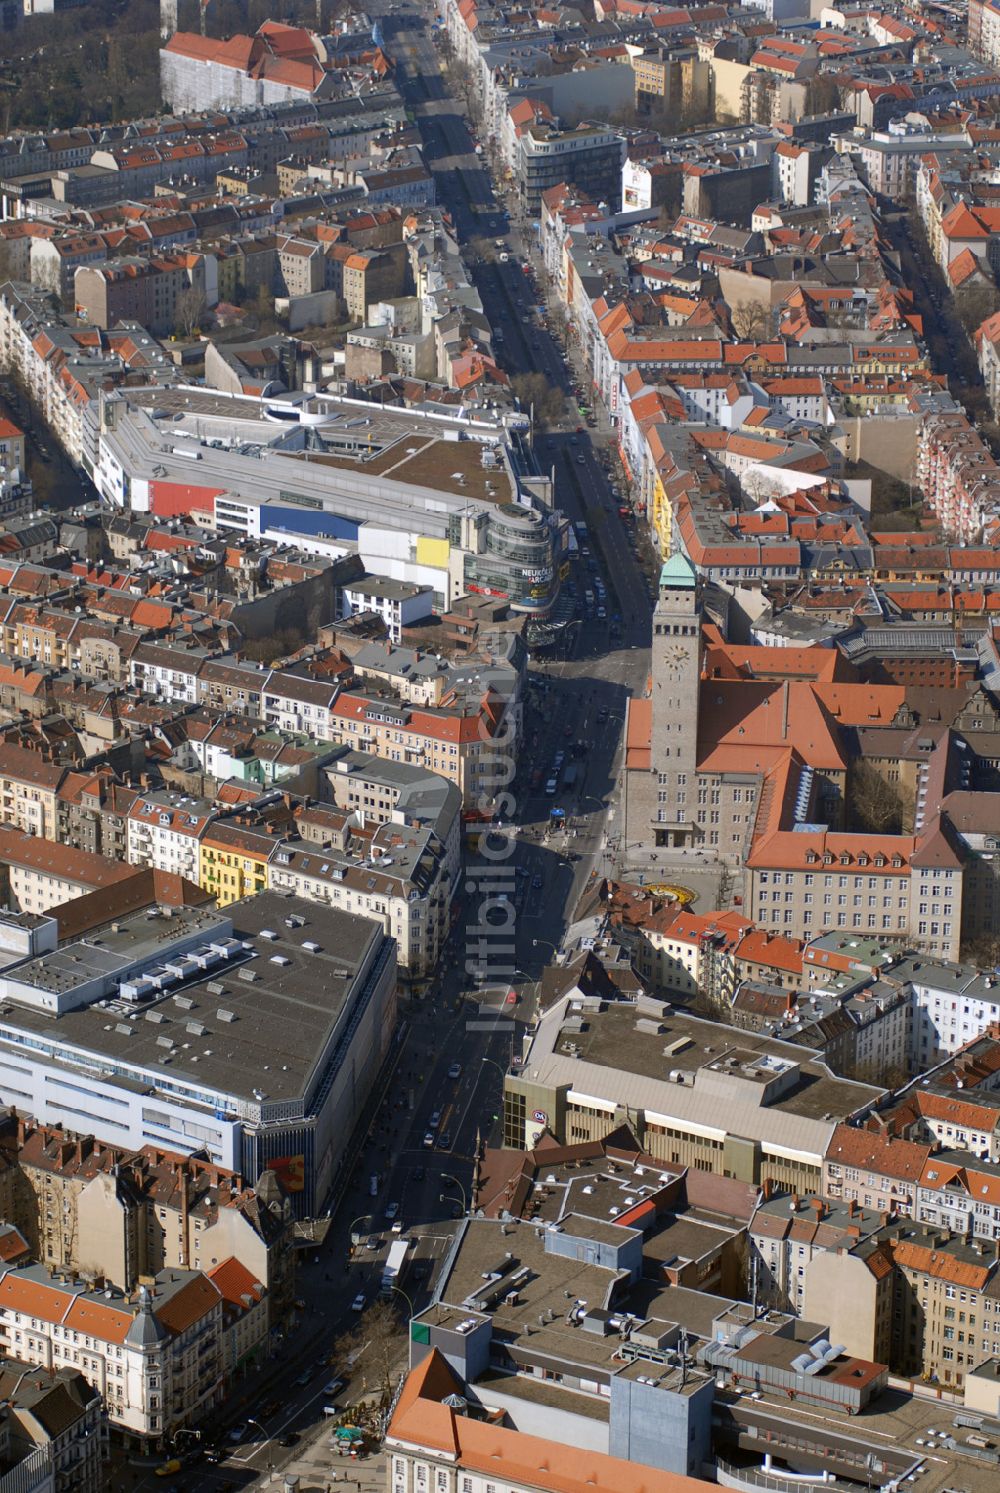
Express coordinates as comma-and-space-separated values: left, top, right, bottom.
384, 0, 654, 952
173, 6, 655, 1484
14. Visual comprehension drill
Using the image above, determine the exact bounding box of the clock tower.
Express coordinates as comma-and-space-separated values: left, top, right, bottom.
648, 553, 702, 848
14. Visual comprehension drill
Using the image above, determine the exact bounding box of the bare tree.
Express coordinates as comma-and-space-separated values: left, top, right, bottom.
804, 75, 842, 117
511, 371, 565, 427
0, 238, 23, 290
174, 286, 206, 339
848, 760, 905, 835
960, 933, 1000, 971
336, 1298, 404, 1402
730, 300, 771, 341
955, 281, 1000, 336
467, 236, 496, 265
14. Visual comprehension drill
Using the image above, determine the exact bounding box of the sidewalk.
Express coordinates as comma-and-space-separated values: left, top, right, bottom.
250, 1439, 388, 1492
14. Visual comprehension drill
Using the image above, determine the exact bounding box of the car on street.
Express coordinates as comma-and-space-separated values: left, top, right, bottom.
577, 455, 585, 464
428, 1110, 441, 1129
385, 1201, 400, 1220
351, 1293, 366, 1312
228, 1424, 248, 1444
438, 1131, 452, 1150
448, 1062, 462, 1079
278, 1433, 300, 1448
545, 777, 558, 795
422, 1131, 435, 1148
412, 1165, 426, 1182
597, 706, 609, 723
324, 1378, 346, 1398
391, 1219, 405, 1234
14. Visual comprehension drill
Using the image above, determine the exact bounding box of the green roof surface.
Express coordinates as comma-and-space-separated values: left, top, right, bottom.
659, 553, 697, 589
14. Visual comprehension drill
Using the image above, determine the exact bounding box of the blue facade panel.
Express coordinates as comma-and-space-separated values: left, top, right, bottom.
260, 504, 360, 541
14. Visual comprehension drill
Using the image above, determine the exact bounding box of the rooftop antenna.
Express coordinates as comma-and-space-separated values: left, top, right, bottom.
679, 1328, 689, 1388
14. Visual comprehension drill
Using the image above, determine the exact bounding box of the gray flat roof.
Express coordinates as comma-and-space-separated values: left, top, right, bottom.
0, 893, 384, 1107
3, 905, 227, 996
554, 1002, 880, 1124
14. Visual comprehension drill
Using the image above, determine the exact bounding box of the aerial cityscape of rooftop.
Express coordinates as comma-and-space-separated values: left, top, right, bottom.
6, 0, 1000, 1488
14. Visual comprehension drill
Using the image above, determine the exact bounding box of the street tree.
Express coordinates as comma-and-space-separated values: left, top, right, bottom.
511, 371, 565, 426
955, 282, 1000, 336
356, 1301, 402, 1403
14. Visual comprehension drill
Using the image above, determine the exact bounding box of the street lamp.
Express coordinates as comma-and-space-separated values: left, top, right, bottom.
388, 1282, 415, 1318
438, 1171, 468, 1212
347, 1214, 371, 1249
246, 1419, 272, 1479
531, 937, 559, 958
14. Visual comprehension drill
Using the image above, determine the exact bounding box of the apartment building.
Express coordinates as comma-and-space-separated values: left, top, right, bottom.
807, 1224, 1000, 1390
9, 1120, 293, 1319
30, 234, 108, 308
339, 577, 433, 642
0, 743, 67, 840
0, 827, 135, 914
887, 955, 1000, 1068
915, 408, 1000, 542
74, 253, 217, 337
970, 0, 1000, 67
913, 1150, 1000, 1242
513, 118, 625, 214
0, 1261, 252, 1445
749, 1188, 886, 1316
325, 687, 512, 810
0, 1361, 104, 1493
126, 792, 217, 886
0, 284, 179, 470
268, 804, 454, 979
198, 819, 277, 907
823, 1126, 934, 1217
880, 1084, 1000, 1163
0, 418, 25, 475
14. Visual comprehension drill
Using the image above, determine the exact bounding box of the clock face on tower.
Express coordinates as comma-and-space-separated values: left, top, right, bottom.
666, 644, 688, 666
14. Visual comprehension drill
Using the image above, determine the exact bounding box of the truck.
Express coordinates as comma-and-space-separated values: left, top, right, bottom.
380, 1238, 409, 1296
563, 764, 579, 790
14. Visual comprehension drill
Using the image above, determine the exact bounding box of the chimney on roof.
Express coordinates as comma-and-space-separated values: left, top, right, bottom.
790, 1193, 800, 1212
812, 1197, 825, 1221
847, 1198, 858, 1218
